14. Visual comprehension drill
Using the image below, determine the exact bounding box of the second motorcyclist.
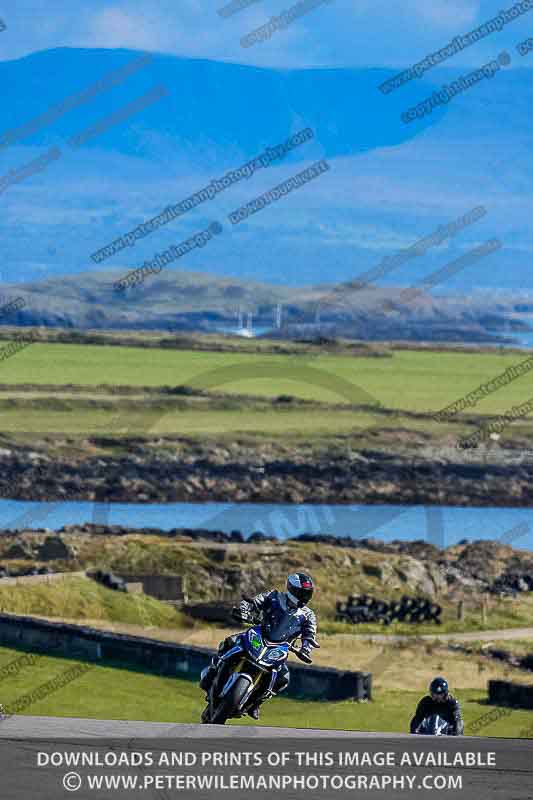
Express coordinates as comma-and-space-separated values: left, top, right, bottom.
200, 572, 318, 720
410, 677, 464, 735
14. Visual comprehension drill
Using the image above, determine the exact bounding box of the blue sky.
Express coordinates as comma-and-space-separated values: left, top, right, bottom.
2, 0, 533, 69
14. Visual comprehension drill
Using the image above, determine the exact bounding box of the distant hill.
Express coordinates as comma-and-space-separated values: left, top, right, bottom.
0, 268, 293, 331
0, 267, 528, 344
0, 47, 429, 164
2, 47, 533, 292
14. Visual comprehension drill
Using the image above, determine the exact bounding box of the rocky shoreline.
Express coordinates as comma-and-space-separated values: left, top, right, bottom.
0, 438, 532, 507
0, 525, 532, 600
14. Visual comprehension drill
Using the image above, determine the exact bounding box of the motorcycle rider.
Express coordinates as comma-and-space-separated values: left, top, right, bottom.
200, 573, 318, 720
410, 677, 464, 735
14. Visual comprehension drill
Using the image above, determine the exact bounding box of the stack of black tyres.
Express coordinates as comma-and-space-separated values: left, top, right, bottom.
489, 573, 533, 595
336, 594, 442, 625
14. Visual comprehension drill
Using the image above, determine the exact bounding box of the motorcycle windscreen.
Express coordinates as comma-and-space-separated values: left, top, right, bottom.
419, 715, 449, 735
262, 608, 303, 643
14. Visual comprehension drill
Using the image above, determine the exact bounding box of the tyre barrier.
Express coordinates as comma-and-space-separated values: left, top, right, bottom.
0, 612, 372, 701
488, 679, 533, 709
335, 594, 442, 626
489, 573, 533, 596
87, 569, 127, 592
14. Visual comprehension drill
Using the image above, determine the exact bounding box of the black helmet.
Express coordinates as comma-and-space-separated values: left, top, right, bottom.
286, 573, 314, 607
430, 676, 449, 698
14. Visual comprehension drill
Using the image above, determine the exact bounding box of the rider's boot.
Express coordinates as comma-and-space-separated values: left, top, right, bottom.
247, 694, 269, 720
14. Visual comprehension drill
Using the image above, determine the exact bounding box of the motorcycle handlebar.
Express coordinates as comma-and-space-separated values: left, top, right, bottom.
230, 613, 313, 662
289, 645, 313, 664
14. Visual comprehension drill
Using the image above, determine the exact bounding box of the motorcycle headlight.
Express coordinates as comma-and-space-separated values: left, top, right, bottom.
266, 648, 285, 662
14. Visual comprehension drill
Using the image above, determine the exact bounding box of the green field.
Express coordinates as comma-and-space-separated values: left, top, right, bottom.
1, 342, 532, 412
0, 341, 532, 440
0, 402, 397, 437
0, 646, 530, 736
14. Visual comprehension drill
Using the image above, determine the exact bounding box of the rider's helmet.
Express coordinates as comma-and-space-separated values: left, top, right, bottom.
429, 676, 449, 701
286, 573, 314, 607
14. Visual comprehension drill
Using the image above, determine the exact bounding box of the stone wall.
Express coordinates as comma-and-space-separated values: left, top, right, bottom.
0, 571, 86, 587
0, 612, 371, 701
488, 680, 533, 709
118, 574, 186, 602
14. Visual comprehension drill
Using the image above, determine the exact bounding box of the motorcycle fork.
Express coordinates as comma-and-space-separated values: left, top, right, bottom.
232, 658, 265, 695
210, 657, 247, 703
224, 658, 266, 710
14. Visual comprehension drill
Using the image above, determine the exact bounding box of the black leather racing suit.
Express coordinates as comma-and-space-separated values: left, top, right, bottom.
410, 694, 464, 735
218, 589, 317, 696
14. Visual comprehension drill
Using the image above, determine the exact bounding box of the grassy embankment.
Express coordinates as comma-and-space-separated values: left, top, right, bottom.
0, 575, 193, 631
2, 572, 532, 642
1, 540, 532, 635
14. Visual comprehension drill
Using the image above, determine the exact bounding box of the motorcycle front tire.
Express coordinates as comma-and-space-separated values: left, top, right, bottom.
210, 676, 251, 725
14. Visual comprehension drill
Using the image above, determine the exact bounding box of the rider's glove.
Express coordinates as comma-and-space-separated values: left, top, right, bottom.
239, 600, 254, 620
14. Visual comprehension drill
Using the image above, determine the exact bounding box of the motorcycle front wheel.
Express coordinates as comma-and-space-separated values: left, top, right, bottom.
210, 676, 251, 725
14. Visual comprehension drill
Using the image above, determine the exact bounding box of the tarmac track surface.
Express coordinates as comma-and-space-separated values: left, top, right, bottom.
0, 714, 531, 740
0, 715, 445, 738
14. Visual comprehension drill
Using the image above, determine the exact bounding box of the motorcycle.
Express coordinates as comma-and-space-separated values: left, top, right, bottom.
200, 595, 319, 725
414, 714, 452, 735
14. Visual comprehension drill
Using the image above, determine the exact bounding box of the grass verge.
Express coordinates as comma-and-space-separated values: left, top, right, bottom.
0, 646, 530, 737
